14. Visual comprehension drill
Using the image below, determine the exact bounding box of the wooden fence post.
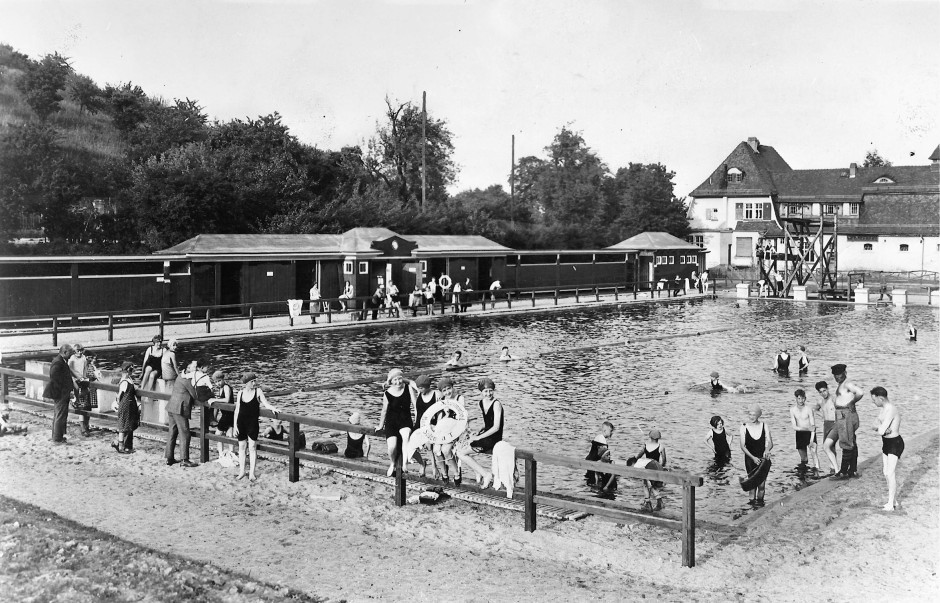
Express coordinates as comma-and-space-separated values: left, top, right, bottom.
506, 292, 511, 309
205, 309, 211, 333
524, 457, 537, 532
159, 311, 165, 340
575, 288, 580, 303
199, 402, 211, 464
327, 301, 332, 324
1, 372, 7, 406
288, 421, 300, 482
531, 291, 536, 307
52, 317, 58, 347
634, 284, 638, 300
594, 287, 600, 302
554, 289, 558, 305
681, 482, 696, 567
614, 286, 619, 301
249, 306, 254, 330
394, 453, 406, 506
107, 313, 114, 342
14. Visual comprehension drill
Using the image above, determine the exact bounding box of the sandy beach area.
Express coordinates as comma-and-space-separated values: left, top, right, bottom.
1, 409, 938, 602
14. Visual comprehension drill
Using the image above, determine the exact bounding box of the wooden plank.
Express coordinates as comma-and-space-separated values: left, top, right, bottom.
532, 494, 682, 531
516, 448, 701, 486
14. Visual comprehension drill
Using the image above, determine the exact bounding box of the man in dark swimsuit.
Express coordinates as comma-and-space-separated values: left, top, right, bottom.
870, 386, 903, 511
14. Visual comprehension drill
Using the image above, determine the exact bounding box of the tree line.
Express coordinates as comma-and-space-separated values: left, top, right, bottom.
0, 45, 691, 254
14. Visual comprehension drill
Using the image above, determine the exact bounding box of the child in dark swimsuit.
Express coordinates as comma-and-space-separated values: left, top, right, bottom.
705, 415, 733, 462
344, 412, 371, 459
234, 373, 280, 482
376, 368, 425, 477
141, 335, 163, 392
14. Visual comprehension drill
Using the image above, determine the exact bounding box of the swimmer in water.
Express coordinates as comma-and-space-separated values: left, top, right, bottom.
908, 323, 917, 341
709, 371, 725, 393
498, 346, 512, 362
443, 350, 463, 370
796, 345, 809, 374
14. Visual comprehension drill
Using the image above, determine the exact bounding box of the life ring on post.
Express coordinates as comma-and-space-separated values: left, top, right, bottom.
438, 275, 452, 289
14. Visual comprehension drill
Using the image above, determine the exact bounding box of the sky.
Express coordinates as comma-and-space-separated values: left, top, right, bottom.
1, 0, 938, 198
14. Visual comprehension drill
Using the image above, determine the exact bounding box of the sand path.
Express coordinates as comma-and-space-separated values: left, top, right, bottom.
1, 412, 938, 602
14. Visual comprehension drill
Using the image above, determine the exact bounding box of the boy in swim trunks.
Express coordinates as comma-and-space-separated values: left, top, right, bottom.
813, 381, 839, 475
871, 387, 903, 511
789, 389, 818, 474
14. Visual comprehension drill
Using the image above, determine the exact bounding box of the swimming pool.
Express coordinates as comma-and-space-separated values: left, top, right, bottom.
91, 299, 939, 523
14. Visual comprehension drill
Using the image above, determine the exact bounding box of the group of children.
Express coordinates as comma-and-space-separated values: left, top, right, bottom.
584, 423, 669, 511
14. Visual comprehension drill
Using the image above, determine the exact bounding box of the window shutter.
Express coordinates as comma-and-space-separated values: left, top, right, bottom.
763, 203, 771, 219
735, 203, 743, 220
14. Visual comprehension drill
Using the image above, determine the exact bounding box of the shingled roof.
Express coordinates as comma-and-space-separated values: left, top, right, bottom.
157, 228, 511, 257
607, 231, 700, 250
690, 139, 792, 198
840, 192, 940, 236
774, 165, 939, 200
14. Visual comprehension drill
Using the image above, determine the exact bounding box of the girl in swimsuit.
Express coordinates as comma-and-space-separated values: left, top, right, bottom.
740, 404, 774, 503
455, 378, 504, 489
705, 415, 733, 462
376, 368, 425, 477
234, 373, 280, 482
141, 335, 164, 391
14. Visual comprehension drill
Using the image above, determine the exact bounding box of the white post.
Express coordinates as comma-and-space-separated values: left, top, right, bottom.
792, 285, 808, 301
853, 287, 870, 305
891, 289, 907, 307
736, 283, 751, 299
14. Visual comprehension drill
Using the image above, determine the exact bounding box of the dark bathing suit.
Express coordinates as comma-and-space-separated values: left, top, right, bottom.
882, 435, 904, 458
145, 346, 163, 373
216, 384, 234, 432
776, 354, 791, 375
345, 433, 365, 458
744, 423, 766, 474
236, 390, 260, 441
712, 429, 731, 460
383, 388, 414, 434
642, 444, 662, 463
795, 430, 815, 449
415, 391, 437, 427
472, 399, 504, 453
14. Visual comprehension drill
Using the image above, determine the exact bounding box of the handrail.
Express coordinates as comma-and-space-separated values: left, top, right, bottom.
0, 279, 719, 346
1, 365, 705, 567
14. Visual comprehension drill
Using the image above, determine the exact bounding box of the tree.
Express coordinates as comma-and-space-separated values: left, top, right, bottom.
16, 52, 73, 120
128, 97, 208, 160
513, 127, 609, 246
68, 74, 106, 114
367, 97, 456, 209
104, 82, 150, 134
605, 162, 690, 242
863, 149, 892, 168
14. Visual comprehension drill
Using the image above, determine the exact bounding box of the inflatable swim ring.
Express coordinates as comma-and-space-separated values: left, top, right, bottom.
417, 400, 468, 445
438, 275, 452, 289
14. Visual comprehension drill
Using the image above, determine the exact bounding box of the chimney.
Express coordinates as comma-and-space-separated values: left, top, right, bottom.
849, 162, 857, 178
747, 137, 760, 152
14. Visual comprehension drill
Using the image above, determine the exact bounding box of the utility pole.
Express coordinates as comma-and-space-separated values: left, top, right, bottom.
421, 91, 426, 211
510, 134, 515, 229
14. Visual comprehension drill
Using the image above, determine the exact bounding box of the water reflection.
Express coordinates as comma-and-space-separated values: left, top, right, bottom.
88, 299, 938, 523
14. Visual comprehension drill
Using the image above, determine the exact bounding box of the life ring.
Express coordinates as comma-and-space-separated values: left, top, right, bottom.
438, 275, 452, 289
417, 399, 468, 445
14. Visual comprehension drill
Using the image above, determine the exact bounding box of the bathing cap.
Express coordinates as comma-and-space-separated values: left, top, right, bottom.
121, 361, 134, 372
387, 368, 403, 383
830, 363, 847, 375
710, 371, 719, 379
649, 429, 662, 440
348, 412, 361, 425
212, 370, 225, 381
437, 377, 455, 389
477, 378, 496, 391
414, 374, 431, 388
241, 372, 257, 383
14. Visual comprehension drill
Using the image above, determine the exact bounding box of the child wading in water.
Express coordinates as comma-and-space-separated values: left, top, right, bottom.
585, 421, 615, 488
705, 416, 733, 463
630, 429, 668, 510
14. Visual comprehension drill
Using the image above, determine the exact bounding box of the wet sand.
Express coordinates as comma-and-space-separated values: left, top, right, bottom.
1, 409, 938, 602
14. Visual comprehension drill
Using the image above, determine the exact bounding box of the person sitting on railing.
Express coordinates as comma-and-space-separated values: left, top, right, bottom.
141, 335, 164, 392
455, 378, 504, 489
370, 286, 386, 320
376, 368, 425, 477
434, 377, 465, 485
488, 280, 502, 308
161, 340, 180, 388
629, 429, 668, 511
407, 285, 423, 317
413, 375, 444, 479
113, 361, 141, 454
338, 280, 353, 312
1, 399, 28, 435
234, 372, 281, 482
386, 281, 402, 318
451, 279, 462, 313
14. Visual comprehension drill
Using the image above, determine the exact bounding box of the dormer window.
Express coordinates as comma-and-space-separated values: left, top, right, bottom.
873, 176, 895, 184
726, 168, 745, 183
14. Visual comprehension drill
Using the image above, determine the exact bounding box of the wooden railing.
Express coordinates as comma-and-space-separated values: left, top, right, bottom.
0, 280, 718, 346
1, 365, 706, 567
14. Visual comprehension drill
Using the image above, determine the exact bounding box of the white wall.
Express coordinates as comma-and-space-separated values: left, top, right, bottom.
688, 195, 773, 268
839, 235, 940, 273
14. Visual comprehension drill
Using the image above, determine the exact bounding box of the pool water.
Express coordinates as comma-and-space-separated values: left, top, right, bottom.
91, 299, 939, 523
